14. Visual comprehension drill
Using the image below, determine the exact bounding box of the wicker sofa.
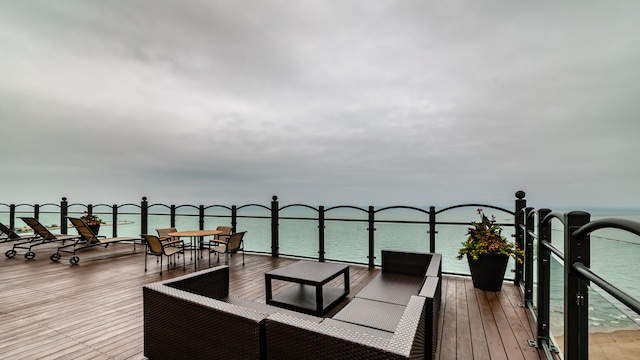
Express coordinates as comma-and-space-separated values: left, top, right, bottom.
143, 250, 441, 360
266, 250, 442, 359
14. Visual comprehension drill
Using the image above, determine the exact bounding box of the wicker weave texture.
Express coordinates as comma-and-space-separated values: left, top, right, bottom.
266, 313, 406, 360
144, 285, 267, 359
164, 265, 230, 299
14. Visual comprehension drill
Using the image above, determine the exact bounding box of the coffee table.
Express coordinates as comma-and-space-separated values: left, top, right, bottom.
265, 261, 349, 316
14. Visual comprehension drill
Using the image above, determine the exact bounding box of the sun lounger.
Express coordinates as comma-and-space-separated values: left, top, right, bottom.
50, 217, 139, 264
0, 222, 40, 243
5, 218, 79, 260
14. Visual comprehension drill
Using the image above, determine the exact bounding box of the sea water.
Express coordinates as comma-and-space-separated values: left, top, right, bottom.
7, 205, 640, 334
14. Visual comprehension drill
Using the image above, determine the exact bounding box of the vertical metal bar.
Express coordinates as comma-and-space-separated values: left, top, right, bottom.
112, 204, 118, 237
9, 204, 16, 230
271, 196, 279, 258
231, 205, 237, 233
141, 197, 148, 236
524, 207, 535, 306
429, 206, 436, 252
564, 211, 590, 360
88, 204, 93, 217
368, 206, 375, 269
34, 204, 40, 220
61, 197, 68, 235
514, 190, 526, 285
318, 206, 325, 262
199, 205, 205, 230
170, 205, 176, 228
537, 208, 552, 349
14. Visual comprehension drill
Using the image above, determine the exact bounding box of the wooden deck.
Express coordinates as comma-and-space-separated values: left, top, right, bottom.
0, 240, 543, 359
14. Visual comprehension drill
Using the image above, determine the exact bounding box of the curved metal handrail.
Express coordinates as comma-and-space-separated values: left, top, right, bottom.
435, 203, 514, 216
374, 205, 430, 214
541, 211, 565, 225
572, 218, 640, 240
279, 203, 319, 212
324, 205, 368, 213
573, 262, 640, 315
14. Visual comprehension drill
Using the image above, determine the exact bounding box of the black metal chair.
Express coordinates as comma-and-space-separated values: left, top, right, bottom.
208, 231, 246, 266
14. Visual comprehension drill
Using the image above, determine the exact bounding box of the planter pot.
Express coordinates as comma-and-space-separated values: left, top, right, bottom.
87, 224, 100, 235
467, 253, 509, 291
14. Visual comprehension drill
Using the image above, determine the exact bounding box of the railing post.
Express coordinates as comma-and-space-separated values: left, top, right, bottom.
524, 207, 535, 307
170, 205, 176, 228
9, 204, 16, 230
318, 206, 325, 262
34, 204, 40, 220
199, 205, 205, 230
112, 204, 118, 237
514, 190, 526, 285
271, 196, 279, 258
61, 197, 68, 235
231, 205, 237, 233
141, 197, 148, 236
429, 206, 436, 252
564, 211, 591, 360
368, 206, 375, 269
537, 208, 552, 349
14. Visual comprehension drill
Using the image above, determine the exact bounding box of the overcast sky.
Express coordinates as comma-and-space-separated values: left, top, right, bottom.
1, 1, 639, 209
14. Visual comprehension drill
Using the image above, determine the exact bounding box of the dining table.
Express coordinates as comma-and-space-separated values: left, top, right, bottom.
167, 229, 222, 271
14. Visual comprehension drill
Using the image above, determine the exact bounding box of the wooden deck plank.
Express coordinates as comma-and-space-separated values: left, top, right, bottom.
438, 276, 458, 359
456, 277, 474, 359
477, 287, 509, 360
466, 277, 491, 360
0, 241, 542, 359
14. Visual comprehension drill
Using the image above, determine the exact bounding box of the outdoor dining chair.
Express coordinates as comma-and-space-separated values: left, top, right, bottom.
155, 227, 178, 244
142, 234, 185, 275
208, 231, 246, 266
210, 225, 232, 245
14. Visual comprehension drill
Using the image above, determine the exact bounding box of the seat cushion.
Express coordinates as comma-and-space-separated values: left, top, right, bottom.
355, 273, 424, 305
332, 298, 406, 332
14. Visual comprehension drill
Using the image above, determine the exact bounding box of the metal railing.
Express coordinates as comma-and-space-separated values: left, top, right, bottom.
1, 194, 517, 271
517, 207, 640, 360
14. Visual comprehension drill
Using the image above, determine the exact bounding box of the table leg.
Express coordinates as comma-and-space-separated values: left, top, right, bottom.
265, 274, 273, 302
316, 284, 323, 315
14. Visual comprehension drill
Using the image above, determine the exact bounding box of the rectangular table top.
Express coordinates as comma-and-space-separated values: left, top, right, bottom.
265, 261, 349, 284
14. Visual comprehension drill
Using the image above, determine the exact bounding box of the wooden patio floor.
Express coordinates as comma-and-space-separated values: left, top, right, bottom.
0, 240, 543, 359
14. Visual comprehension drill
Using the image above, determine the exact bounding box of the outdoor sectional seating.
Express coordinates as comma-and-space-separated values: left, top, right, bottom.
143, 250, 441, 360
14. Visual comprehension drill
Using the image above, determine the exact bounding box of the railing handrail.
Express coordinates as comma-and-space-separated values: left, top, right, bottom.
573, 263, 640, 315
573, 218, 640, 239
525, 208, 640, 360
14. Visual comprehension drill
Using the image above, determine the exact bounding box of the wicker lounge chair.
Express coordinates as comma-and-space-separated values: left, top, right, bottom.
141, 234, 185, 275
4, 217, 80, 260
0, 222, 40, 243
49, 217, 139, 265
208, 231, 245, 266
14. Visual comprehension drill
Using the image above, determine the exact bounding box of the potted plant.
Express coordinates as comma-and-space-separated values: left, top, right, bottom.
456, 208, 524, 291
80, 210, 103, 235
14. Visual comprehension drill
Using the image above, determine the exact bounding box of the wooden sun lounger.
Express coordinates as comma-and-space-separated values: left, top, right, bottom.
5, 218, 80, 260
50, 217, 139, 265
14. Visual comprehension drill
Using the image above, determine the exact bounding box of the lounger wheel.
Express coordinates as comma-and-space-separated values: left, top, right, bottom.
69, 256, 80, 265
5, 249, 17, 258
50, 253, 61, 262
24, 251, 36, 260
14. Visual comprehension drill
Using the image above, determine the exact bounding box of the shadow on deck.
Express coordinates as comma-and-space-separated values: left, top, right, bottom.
0, 241, 544, 359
